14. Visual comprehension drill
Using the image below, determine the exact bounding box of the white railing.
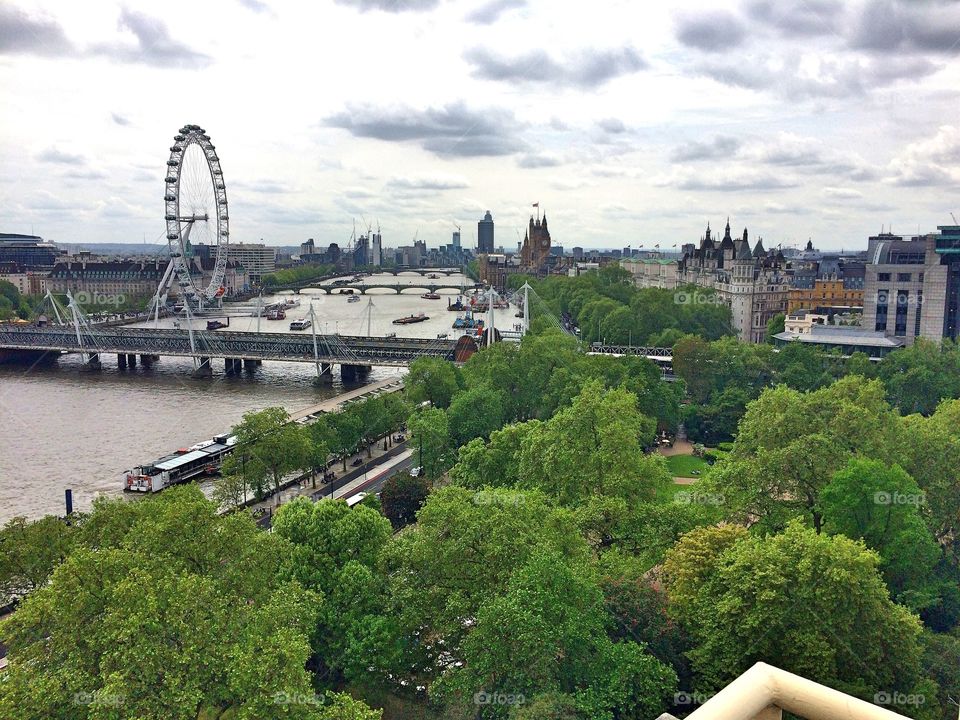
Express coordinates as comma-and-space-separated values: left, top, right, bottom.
670, 663, 912, 720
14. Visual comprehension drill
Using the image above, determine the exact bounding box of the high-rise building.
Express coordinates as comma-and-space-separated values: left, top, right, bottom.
354, 234, 369, 268
452, 230, 461, 250
369, 232, 382, 267
862, 226, 960, 343
478, 211, 494, 253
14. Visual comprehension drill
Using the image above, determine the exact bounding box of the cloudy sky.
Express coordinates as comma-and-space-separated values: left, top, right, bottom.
1, 0, 959, 252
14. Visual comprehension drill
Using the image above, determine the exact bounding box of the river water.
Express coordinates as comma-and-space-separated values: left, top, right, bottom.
0, 273, 518, 522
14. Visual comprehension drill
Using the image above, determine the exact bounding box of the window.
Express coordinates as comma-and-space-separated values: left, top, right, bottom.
895, 290, 909, 335
915, 293, 923, 337
878, 272, 891, 281
875, 298, 888, 332
919, 273, 924, 283
897, 273, 911, 282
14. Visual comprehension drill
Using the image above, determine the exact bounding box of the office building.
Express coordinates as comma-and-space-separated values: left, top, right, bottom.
477, 211, 494, 253
0, 233, 63, 268
862, 226, 960, 343
224, 242, 276, 283
370, 232, 382, 267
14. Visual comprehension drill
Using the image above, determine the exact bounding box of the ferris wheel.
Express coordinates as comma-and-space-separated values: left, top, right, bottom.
163, 124, 229, 308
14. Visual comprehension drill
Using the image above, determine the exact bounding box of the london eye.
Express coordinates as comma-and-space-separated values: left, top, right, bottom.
163, 124, 229, 309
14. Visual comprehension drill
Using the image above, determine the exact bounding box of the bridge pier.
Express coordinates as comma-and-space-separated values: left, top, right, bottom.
140, 354, 156, 365
192, 357, 213, 378
242, 358, 259, 371
81, 353, 101, 372
341, 363, 369, 383
117, 353, 127, 369
126, 354, 137, 367
312, 362, 333, 386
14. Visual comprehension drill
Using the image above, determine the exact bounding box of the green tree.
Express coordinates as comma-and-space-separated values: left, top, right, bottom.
880, 340, 960, 415
408, 406, 451, 479
703, 377, 901, 532
0, 515, 75, 605
232, 407, 313, 501
381, 486, 589, 689
211, 469, 254, 511
405, 357, 462, 409
272, 497, 392, 682
447, 384, 509, 446
0, 487, 324, 720
355, 396, 392, 457
379, 471, 430, 529
921, 632, 960, 720
663, 521, 926, 701
439, 550, 677, 719
518, 381, 662, 504
765, 312, 785, 343
820, 458, 940, 609
328, 409, 364, 471
449, 420, 542, 490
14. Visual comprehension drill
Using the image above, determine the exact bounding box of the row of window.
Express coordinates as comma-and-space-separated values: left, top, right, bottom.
876, 272, 924, 283
875, 289, 923, 336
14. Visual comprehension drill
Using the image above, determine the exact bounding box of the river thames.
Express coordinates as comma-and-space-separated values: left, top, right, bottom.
0, 273, 517, 522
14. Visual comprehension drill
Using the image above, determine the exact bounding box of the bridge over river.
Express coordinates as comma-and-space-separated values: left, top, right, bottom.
0, 325, 471, 383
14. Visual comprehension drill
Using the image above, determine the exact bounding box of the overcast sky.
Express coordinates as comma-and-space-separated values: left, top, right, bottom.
1, 0, 959, 252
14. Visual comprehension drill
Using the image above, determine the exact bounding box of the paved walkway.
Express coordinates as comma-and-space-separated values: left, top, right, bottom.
288, 377, 404, 420
656, 439, 695, 457
655, 438, 700, 484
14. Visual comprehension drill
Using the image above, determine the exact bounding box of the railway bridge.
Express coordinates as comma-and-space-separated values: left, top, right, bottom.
0, 325, 474, 383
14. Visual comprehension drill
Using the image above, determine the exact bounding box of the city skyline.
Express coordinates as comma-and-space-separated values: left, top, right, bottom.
1, 0, 959, 250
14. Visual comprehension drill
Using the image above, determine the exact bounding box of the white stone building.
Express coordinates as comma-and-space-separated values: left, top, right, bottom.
677, 220, 790, 343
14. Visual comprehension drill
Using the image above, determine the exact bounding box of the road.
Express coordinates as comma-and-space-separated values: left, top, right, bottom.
255, 443, 415, 529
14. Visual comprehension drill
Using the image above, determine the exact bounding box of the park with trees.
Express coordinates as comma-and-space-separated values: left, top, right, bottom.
2, 266, 960, 719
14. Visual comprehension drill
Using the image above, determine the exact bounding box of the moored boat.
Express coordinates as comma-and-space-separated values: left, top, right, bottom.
393, 312, 429, 325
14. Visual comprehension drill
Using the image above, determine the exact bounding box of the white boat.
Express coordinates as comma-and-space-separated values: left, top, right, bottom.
290, 318, 311, 331
347, 294, 361, 303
